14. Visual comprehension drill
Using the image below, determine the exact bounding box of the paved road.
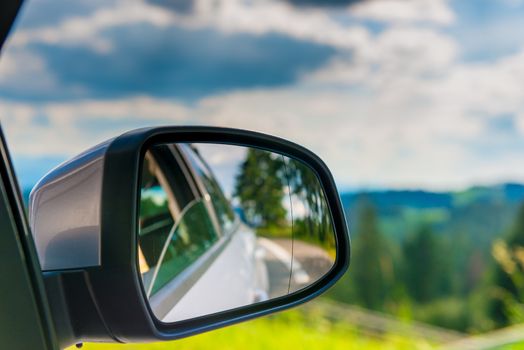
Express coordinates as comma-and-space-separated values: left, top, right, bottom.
257, 238, 334, 298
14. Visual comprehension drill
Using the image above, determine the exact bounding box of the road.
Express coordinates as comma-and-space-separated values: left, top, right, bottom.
257, 238, 334, 298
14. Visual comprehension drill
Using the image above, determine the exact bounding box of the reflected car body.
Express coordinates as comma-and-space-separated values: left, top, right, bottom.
138, 143, 269, 321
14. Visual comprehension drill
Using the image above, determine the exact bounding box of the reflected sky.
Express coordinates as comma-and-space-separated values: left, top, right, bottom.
2, 0, 524, 190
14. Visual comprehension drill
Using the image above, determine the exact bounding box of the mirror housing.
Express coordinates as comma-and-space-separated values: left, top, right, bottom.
29, 127, 350, 347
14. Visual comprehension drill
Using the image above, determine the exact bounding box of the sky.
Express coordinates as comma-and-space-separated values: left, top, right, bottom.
2, 0, 524, 191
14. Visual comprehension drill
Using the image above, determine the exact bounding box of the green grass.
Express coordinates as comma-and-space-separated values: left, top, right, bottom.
72, 309, 435, 350
495, 344, 524, 349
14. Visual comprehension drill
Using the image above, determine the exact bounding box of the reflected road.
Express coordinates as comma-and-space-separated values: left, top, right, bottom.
257, 238, 333, 298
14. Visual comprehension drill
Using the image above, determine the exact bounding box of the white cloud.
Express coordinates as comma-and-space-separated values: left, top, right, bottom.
5, 0, 524, 190
180, 0, 370, 51
350, 0, 455, 25
4, 17, 524, 190
0, 49, 58, 93
305, 26, 458, 86
9, 0, 371, 54
43, 96, 192, 122
6, 16, 524, 190
10, 1, 173, 53
1, 96, 194, 156
1, 78, 523, 191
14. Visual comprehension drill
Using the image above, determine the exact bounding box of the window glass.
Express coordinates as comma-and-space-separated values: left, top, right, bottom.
139, 155, 175, 292
139, 186, 173, 267
139, 147, 221, 296
180, 144, 236, 234
154, 145, 196, 209
150, 200, 219, 295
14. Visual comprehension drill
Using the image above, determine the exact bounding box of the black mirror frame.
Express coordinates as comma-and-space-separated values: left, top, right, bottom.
71, 126, 350, 343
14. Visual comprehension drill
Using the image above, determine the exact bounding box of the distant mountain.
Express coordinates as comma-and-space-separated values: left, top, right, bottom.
341, 183, 524, 212
342, 189, 453, 212
341, 183, 524, 251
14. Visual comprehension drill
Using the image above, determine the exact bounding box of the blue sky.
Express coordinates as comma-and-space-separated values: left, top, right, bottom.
2, 0, 524, 191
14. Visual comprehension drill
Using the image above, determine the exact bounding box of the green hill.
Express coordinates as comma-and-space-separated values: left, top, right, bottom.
341, 183, 524, 250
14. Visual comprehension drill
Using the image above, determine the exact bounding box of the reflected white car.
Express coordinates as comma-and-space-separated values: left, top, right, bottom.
138, 143, 269, 321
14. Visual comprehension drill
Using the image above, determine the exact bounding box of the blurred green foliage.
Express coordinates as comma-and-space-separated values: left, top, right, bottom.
328, 188, 524, 334
71, 307, 435, 350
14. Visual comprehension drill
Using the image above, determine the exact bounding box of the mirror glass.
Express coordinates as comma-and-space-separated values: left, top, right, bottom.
137, 143, 336, 322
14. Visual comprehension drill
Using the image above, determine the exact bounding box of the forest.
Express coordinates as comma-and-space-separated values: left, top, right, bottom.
331, 183, 524, 333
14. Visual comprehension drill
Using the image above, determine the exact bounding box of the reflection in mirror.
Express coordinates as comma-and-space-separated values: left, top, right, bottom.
138, 143, 336, 323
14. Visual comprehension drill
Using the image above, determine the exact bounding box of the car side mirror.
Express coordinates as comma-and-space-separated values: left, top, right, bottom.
29, 127, 350, 348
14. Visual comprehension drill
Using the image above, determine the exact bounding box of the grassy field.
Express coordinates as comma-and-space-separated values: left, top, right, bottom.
70, 307, 434, 350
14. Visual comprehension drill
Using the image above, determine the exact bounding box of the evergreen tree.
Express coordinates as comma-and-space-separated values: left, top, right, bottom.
350, 201, 390, 310
286, 159, 334, 247
402, 225, 440, 303
488, 202, 524, 327
233, 149, 287, 228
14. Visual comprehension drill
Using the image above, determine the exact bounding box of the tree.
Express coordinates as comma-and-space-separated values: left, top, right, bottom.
286, 159, 335, 249
350, 201, 391, 310
488, 202, 524, 327
402, 226, 440, 303
233, 149, 287, 229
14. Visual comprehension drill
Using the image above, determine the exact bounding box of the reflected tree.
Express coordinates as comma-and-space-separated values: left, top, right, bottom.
233, 149, 335, 251
234, 149, 287, 229
286, 160, 335, 249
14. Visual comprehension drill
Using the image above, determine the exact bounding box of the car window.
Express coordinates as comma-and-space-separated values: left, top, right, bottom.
139, 154, 176, 292
138, 146, 220, 296
153, 145, 197, 210
180, 144, 236, 235
149, 199, 219, 295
